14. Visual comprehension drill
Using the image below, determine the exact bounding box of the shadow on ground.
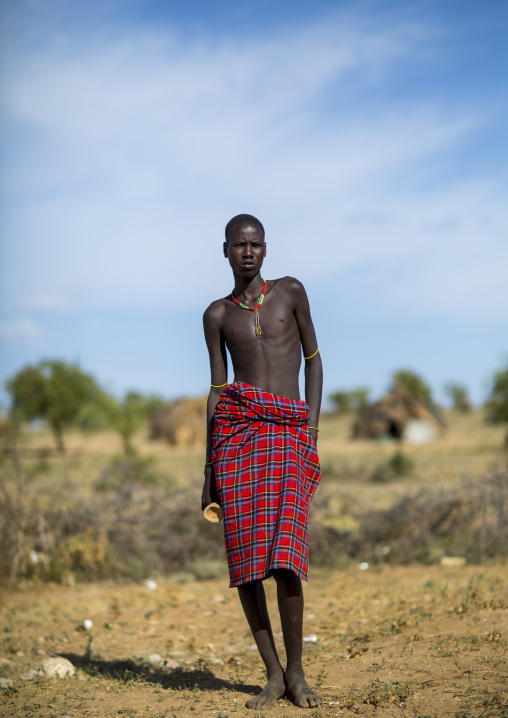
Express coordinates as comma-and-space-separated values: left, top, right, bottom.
60, 652, 260, 696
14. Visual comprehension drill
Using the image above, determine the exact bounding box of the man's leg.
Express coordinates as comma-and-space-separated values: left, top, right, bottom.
272, 568, 323, 708
237, 579, 286, 709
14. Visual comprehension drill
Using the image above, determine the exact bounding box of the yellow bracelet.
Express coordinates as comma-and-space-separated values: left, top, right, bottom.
304, 348, 319, 360
204, 462, 212, 466
211, 382, 227, 388
308, 426, 319, 432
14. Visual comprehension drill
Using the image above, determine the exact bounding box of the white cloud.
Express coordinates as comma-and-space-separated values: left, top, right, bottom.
0, 2, 506, 324
0, 318, 43, 346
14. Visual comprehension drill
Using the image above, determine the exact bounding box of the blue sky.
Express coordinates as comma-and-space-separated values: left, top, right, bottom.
1, 0, 507, 408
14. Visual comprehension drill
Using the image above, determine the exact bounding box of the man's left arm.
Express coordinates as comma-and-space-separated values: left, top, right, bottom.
291, 279, 323, 440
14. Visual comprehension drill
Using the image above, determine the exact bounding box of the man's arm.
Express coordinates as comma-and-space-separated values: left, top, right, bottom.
202, 302, 227, 509
290, 279, 323, 440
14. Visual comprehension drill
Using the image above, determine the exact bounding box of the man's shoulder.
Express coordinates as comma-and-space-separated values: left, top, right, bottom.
271, 276, 306, 297
203, 296, 229, 323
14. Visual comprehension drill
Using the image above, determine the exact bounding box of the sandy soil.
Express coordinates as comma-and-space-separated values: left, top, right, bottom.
1, 564, 507, 718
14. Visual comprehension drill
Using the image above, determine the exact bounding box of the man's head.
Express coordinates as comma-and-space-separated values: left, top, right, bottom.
225, 214, 265, 244
223, 214, 266, 277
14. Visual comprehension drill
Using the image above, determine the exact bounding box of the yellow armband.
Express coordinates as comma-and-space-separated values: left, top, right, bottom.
304, 348, 319, 360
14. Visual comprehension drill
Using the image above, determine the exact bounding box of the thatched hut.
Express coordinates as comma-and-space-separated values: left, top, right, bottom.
353, 382, 447, 443
150, 396, 207, 447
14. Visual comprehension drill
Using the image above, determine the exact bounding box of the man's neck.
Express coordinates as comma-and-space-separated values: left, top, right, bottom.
232, 272, 264, 301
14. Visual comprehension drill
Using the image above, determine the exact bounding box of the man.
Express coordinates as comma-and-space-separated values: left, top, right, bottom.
202, 214, 323, 709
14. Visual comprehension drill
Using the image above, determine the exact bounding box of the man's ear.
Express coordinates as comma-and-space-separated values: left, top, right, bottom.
223, 241, 228, 258
264, 243, 267, 257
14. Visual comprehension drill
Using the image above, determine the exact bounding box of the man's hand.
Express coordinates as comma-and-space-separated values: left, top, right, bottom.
308, 427, 318, 444
202, 465, 220, 510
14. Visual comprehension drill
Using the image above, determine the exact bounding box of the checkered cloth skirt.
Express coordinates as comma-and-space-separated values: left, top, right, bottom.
211, 381, 321, 587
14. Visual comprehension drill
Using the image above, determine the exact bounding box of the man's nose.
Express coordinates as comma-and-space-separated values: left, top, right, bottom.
242, 244, 254, 256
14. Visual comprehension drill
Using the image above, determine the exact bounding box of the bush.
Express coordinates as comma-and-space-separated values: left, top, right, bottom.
95, 454, 173, 496
393, 369, 432, 402
444, 382, 472, 413
79, 390, 167, 454
370, 449, 415, 483
353, 473, 508, 564
389, 449, 415, 476
484, 363, 508, 424
329, 388, 370, 414
329, 391, 350, 413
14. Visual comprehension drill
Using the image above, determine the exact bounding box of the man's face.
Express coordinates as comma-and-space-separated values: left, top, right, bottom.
223, 222, 266, 277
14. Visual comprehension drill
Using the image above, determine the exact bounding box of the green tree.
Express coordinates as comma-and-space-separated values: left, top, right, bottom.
104, 391, 165, 455
393, 369, 432, 402
329, 388, 370, 414
329, 391, 350, 414
484, 363, 508, 424
348, 388, 370, 413
113, 392, 149, 455
444, 382, 472, 413
6, 360, 103, 452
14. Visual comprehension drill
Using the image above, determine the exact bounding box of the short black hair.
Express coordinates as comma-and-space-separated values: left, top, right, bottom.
225, 214, 265, 242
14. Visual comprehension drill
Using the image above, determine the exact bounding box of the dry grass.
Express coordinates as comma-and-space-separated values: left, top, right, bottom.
1, 410, 507, 716
1, 565, 506, 717
1, 409, 507, 585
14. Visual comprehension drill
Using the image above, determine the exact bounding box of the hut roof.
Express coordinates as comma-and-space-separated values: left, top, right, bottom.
353, 382, 447, 440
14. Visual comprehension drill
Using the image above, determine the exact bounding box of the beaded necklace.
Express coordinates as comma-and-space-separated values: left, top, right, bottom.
231, 279, 266, 336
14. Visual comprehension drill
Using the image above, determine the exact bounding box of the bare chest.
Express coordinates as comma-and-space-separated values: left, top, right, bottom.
221, 295, 298, 348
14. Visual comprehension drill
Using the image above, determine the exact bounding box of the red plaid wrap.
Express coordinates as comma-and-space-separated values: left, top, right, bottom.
211, 381, 321, 587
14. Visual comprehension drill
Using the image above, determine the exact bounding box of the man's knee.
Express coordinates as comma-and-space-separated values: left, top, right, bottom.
272, 569, 301, 589
237, 578, 264, 599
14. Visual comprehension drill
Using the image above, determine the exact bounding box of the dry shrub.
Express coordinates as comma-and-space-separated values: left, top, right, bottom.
0, 496, 110, 582
47, 527, 110, 581
0, 481, 227, 583
309, 523, 351, 567
342, 679, 416, 709
105, 498, 227, 580
95, 454, 173, 497
3, 444, 506, 583
150, 396, 206, 447
352, 472, 508, 564
0, 414, 11, 440
370, 448, 415, 483
0, 445, 224, 582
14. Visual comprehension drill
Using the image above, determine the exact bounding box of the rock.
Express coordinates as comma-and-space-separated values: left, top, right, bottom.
21, 669, 40, 680
147, 653, 163, 665
440, 556, 466, 568
23, 657, 76, 679
0, 678, 14, 689
41, 657, 75, 677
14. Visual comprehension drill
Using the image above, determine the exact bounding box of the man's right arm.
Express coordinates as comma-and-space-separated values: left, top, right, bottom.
202, 302, 227, 510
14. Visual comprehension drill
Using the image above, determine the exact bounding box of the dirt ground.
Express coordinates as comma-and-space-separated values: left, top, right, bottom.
1, 564, 507, 718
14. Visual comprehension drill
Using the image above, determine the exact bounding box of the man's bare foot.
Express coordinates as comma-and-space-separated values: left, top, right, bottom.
285, 668, 323, 708
245, 672, 286, 710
